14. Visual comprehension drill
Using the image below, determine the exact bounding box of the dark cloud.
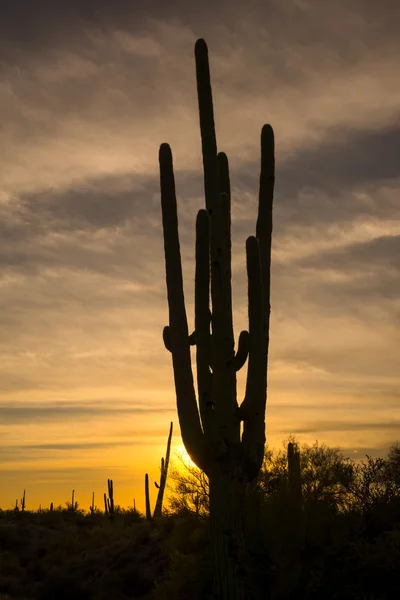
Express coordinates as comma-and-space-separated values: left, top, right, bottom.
0, 401, 173, 425
0, 465, 139, 481
0, 440, 143, 456
297, 234, 400, 273
234, 123, 400, 235
284, 421, 400, 435
2, 122, 399, 280
2, 0, 399, 56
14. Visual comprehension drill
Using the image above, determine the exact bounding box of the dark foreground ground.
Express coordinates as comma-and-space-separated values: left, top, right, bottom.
0, 497, 399, 600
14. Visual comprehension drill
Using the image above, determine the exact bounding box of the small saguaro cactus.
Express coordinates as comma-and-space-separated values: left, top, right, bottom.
144, 422, 174, 521
104, 479, 115, 518
68, 489, 78, 512
144, 473, 152, 521
159, 38, 274, 599
50, 502, 53, 512
154, 421, 173, 518
287, 441, 302, 507
89, 492, 96, 515
21, 490, 26, 511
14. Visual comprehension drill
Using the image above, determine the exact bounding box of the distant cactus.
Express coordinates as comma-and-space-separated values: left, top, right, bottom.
154, 421, 173, 518
21, 490, 26, 511
50, 502, 53, 512
144, 473, 152, 521
159, 38, 274, 599
287, 442, 302, 507
104, 479, 115, 519
65, 489, 79, 512
144, 422, 174, 521
89, 492, 97, 515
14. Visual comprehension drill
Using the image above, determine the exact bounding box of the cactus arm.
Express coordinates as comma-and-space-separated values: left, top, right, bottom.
195, 39, 237, 445
218, 151, 233, 323
159, 143, 206, 470
256, 124, 275, 320
195, 39, 219, 215
234, 330, 249, 371
195, 209, 214, 436
163, 325, 196, 352
162, 326, 172, 351
241, 237, 266, 477
239, 126, 274, 419
256, 124, 274, 392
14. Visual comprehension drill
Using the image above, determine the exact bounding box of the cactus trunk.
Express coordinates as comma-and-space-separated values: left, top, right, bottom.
209, 469, 247, 599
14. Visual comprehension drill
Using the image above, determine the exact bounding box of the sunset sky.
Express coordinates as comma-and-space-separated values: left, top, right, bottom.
1, 0, 399, 512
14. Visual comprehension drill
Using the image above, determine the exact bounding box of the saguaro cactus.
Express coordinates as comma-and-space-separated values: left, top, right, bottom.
90, 492, 96, 515
287, 442, 302, 507
105, 479, 115, 519
154, 421, 173, 518
144, 422, 174, 520
159, 38, 274, 599
144, 473, 152, 521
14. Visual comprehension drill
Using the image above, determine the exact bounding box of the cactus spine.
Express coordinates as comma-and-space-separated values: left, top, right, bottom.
159, 38, 274, 599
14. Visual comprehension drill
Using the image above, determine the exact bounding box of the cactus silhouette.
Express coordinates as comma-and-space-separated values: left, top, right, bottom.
104, 492, 108, 517
287, 442, 302, 507
104, 479, 115, 519
144, 473, 152, 521
144, 422, 174, 520
89, 492, 97, 515
159, 38, 274, 599
154, 421, 173, 518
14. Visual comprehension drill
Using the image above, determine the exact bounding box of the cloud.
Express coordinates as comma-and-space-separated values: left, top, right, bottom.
0, 401, 174, 425
284, 421, 400, 435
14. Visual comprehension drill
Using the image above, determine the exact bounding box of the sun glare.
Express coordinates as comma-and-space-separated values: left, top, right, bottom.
174, 444, 198, 469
